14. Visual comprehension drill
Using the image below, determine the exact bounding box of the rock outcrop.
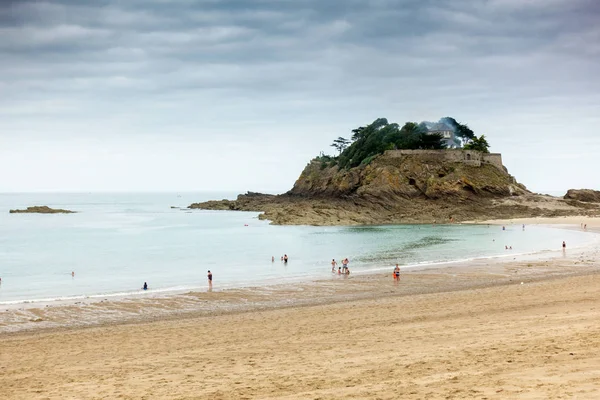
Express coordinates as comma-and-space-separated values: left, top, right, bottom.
9, 206, 76, 214
564, 189, 600, 203
190, 150, 600, 225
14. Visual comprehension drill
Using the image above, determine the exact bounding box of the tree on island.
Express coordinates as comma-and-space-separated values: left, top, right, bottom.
463, 135, 490, 153
320, 117, 491, 169
330, 137, 351, 154
336, 118, 446, 169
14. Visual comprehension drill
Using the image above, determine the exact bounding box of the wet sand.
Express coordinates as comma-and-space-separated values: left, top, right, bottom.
1, 217, 600, 399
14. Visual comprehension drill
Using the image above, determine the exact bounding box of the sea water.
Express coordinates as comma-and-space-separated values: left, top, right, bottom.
0, 192, 596, 304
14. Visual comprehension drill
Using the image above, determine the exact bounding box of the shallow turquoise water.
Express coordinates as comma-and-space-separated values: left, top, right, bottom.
0, 192, 595, 304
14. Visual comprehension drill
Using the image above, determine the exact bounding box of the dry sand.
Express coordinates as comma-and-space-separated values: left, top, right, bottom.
2, 217, 600, 399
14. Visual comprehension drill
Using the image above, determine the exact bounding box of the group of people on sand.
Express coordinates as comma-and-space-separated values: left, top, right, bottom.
331, 258, 350, 275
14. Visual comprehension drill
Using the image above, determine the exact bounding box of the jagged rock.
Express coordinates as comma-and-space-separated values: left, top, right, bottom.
564, 189, 600, 203
9, 206, 76, 214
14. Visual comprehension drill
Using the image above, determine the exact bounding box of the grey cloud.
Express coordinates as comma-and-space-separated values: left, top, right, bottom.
1, 0, 599, 192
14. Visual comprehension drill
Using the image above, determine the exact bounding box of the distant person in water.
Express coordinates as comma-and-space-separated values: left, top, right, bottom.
272, 256, 275, 262
143, 282, 148, 290
562, 241, 566, 250
502, 226, 506, 231
338, 267, 342, 275
207, 270, 213, 285
283, 254, 288, 263
71, 271, 75, 277
331, 259, 337, 272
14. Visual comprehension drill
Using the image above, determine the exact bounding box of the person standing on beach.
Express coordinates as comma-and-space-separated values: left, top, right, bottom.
393, 264, 400, 281
207, 270, 213, 287
331, 259, 337, 272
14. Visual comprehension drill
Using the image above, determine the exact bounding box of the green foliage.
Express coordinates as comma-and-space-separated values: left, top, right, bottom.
315, 153, 333, 162
337, 118, 447, 169
319, 116, 489, 170
330, 137, 350, 154
463, 135, 491, 153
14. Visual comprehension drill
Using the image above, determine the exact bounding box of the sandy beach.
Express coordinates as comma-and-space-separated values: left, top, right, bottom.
1, 217, 600, 399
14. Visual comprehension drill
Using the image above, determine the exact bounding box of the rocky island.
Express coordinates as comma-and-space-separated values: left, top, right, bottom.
9, 206, 76, 214
190, 117, 600, 225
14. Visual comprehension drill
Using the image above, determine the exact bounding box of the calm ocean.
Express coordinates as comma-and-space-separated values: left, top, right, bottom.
0, 192, 595, 304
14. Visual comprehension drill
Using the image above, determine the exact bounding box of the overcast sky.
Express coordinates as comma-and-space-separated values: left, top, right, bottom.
1, 0, 598, 194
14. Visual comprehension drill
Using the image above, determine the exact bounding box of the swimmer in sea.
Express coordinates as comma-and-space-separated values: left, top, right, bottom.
283, 254, 288, 263
331, 259, 337, 272
338, 266, 341, 275
143, 282, 148, 290
208, 270, 213, 286
562, 241, 566, 250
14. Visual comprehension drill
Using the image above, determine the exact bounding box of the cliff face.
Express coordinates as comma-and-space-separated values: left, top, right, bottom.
190, 150, 599, 225
289, 150, 528, 200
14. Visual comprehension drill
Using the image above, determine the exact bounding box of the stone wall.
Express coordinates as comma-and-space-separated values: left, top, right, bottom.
384, 149, 505, 172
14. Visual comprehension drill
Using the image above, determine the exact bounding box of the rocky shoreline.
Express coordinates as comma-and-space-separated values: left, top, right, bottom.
9, 206, 76, 214
189, 151, 600, 226
189, 191, 600, 226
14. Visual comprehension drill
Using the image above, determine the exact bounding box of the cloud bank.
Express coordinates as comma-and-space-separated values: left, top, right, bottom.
1, 0, 599, 192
